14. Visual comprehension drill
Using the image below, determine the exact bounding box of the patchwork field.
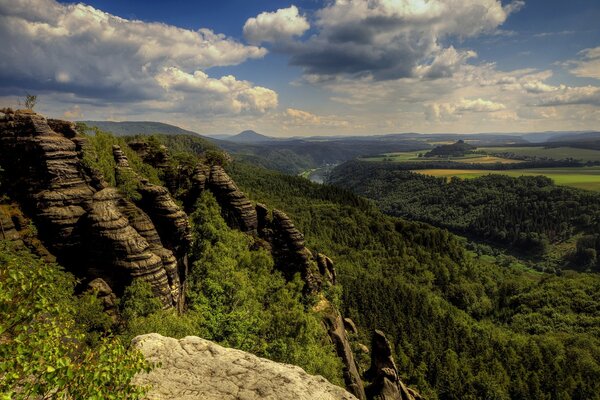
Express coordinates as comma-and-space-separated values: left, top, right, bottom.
479, 146, 600, 162
414, 167, 600, 191
362, 151, 520, 164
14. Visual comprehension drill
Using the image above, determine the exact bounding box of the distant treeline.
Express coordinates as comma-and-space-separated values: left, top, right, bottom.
369, 159, 599, 170
329, 160, 600, 265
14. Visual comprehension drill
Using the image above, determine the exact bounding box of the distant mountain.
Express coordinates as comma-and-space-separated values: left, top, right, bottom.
80, 120, 203, 137
520, 131, 600, 143
226, 130, 274, 143
550, 131, 600, 142
204, 134, 234, 140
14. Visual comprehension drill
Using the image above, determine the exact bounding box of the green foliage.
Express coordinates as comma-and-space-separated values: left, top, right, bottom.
228, 160, 600, 400
122, 191, 344, 385
77, 123, 160, 191
0, 242, 150, 399
188, 191, 344, 384
329, 161, 600, 263
120, 280, 163, 321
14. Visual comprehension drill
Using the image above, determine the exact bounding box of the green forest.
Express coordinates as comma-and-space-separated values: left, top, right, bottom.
328, 160, 600, 271
3, 130, 600, 399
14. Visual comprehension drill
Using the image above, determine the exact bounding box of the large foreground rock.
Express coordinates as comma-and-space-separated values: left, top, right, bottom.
132, 333, 357, 400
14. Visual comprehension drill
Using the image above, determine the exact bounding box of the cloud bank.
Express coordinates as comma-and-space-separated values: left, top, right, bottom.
0, 0, 276, 116
247, 0, 524, 81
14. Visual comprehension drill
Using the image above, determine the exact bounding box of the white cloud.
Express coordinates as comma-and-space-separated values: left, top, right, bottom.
285, 0, 523, 80
155, 68, 278, 115
569, 47, 600, 79
0, 0, 272, 116
283, 108, 349, 127
537, 85, 600, 106
243, 6, 310, 44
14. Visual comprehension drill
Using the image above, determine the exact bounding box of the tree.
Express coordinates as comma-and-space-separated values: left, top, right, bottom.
24, 93, 37, 110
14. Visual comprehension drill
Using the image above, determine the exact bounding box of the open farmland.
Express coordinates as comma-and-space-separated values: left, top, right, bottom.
479, 146, 600, 162
414, 167, 600, 191
362, 151, 521, 164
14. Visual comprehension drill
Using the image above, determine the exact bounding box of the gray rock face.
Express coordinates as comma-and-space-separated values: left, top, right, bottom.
365, 330, 423, 400
0, 110, 185, 308
132, 333, 358, 400
207, 165, 258, 232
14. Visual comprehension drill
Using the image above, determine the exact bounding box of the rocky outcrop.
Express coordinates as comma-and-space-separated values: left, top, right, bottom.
112, 145, 192, 255
84, 188, 174, 306
320, 303, 367, 400
132, 333, 358, 400
207, 165, 258, 232
127, 140, 170, 170
0, 110, 184, 308
86, 278, 118, 320
259, 209, 324, 294
365, 331, 423, 400
112, 145, 191, 307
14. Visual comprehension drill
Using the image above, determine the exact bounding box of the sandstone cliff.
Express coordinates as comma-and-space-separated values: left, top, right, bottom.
0, 109, 187, 307
132, 333, 358, 400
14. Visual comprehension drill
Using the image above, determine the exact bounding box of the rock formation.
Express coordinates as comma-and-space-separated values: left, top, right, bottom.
207, 165, 258, 232
132, 333, 358, 400
320, 303, 367, 400
86, 278, 118, 320
84, 188, 174, 306
365, 330, 423, 400
0, 110, 185, 308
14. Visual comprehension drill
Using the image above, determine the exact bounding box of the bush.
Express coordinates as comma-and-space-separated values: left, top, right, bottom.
0, 242, 150, 399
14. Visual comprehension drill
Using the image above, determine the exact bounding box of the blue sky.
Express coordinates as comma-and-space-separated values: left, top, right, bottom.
1, 0, 599, 135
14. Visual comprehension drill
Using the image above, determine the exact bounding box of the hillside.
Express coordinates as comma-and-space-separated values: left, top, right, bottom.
81, 120, 204, 137
2, 111, 600, 400
226, 129, 274, 143
328, 160, 600, 270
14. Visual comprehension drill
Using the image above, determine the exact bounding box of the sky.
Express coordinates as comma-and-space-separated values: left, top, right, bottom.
1, 0, 599, 136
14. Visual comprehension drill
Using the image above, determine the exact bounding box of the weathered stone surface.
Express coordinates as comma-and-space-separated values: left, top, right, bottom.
269, 209, 322, 293
208, 165, 258, 232
112, 145, 192, 255
317, 252, 337, 285
365, 330, 423, 400
344, 318, 358, 335
321, 303, 366, 400
85, 188, 174, 306
132, 333, 358, 400
0, 110, 183, 308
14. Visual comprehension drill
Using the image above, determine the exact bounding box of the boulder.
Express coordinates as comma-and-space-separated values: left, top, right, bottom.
132, 333, 358, 400
208, 165, 258, 232
365, 330, 423, 400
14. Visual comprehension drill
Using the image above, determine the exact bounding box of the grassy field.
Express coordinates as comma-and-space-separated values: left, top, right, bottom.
414, 167, 600, 191
479, 146, 600, 162
362, 151, 520, 164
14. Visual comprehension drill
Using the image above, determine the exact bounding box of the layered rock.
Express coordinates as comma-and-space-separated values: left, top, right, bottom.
272, 210, 324, 292
112, 145, 192, 255
207, 165, 258, 232
84, 188, 174, 306
320, 303, 367, 400
365, 331, 423, 400
0, 110, 183, 308
0, 110, 94, 256
132, 333, 358, 400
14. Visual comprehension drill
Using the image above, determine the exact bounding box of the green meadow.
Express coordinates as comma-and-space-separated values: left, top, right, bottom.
479, 146, 600, 162
414, 167, 600, 191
